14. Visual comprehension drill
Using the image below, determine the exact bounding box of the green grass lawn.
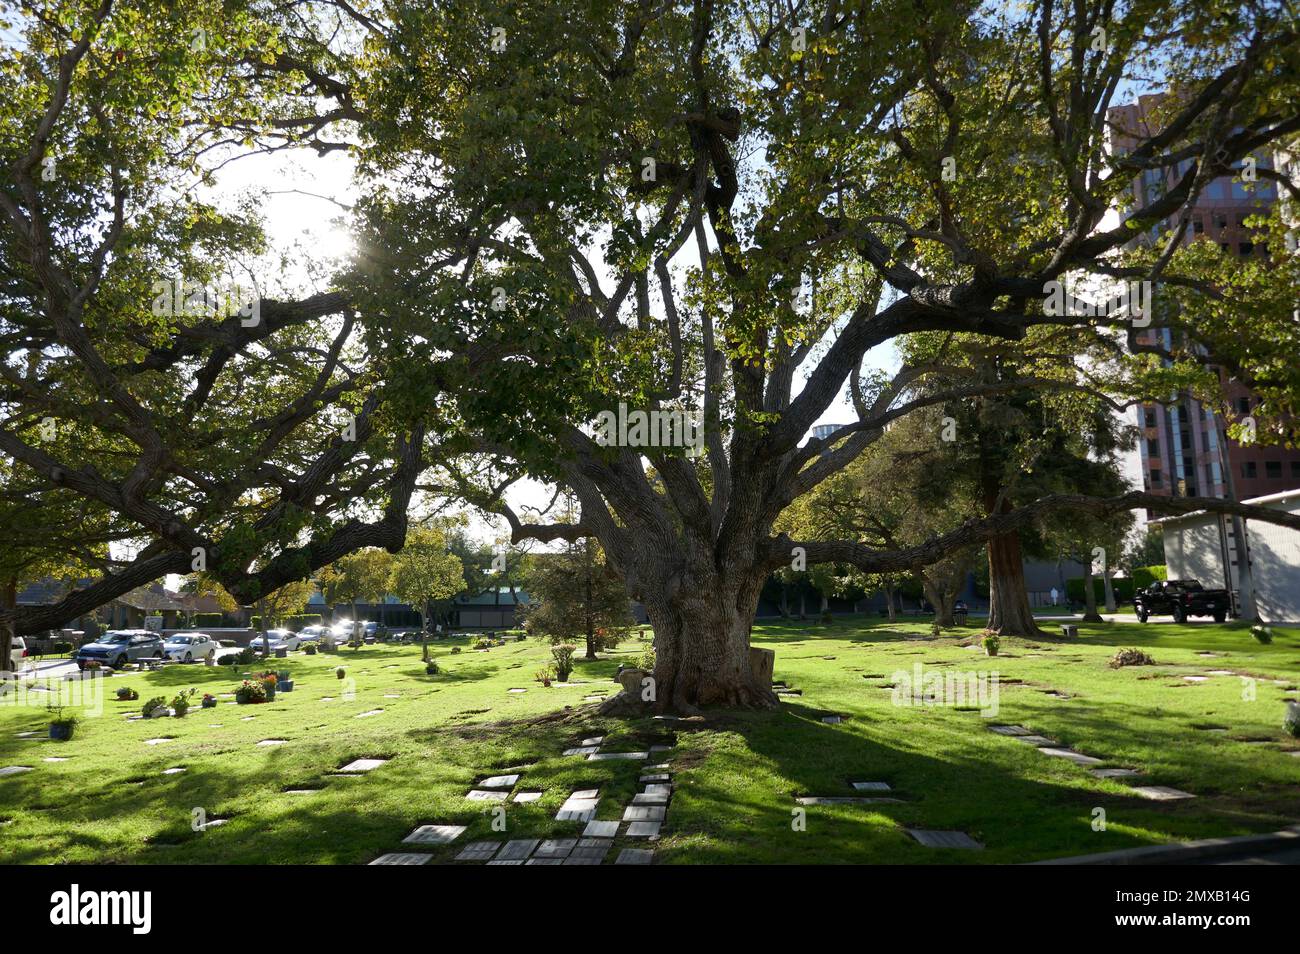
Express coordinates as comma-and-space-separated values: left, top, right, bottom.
2, 617, 1298, 864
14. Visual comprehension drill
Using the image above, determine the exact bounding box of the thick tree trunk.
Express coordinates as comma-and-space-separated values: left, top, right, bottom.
584, 559, 597, 659
985, 530, 1047, 638
922, 578, 956, 628
0, 577, 15, 673
779, 584, 789, 618
884, 584, 897, 623
1102, 571, 1117, 613
1081, 560, 1103, 622
629, 571, 777, 713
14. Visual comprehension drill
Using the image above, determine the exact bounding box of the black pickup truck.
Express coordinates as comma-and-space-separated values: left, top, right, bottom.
1134, 580, 1230, 623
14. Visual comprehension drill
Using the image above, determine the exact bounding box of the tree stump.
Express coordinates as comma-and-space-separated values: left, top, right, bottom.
748, 647, 775, 685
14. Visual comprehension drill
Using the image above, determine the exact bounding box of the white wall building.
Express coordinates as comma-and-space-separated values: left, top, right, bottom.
1154, 489, 1300, 623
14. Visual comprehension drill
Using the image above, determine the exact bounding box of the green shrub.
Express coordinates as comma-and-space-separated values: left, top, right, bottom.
638, 646, 656, 671
425, 660, 439, 675
304, 644, 318, 655
551, 644, 577, 682
1131, 565, 1167, 589
142, 696, 167, 717
116, 686, 139, 701
52, 641, 73, 654
1109, 647, 1155, 668
335, 666, 346, 679
234, 680, 267, 704
193, 613, 225, 628
1252, 625, 1274, 644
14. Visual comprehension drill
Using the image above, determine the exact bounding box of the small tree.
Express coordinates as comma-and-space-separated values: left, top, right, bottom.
525, 537, 634, 661
318, 549, 394, 649
252, 578, 316, 658
388, 525, 464, 661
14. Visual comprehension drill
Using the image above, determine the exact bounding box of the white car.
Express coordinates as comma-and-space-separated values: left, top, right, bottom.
161, 633, 219, 662
249, 629, 301, 652
5, 636, 27, 671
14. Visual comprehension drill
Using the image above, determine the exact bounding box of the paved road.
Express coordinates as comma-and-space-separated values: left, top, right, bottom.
14, 647, 244, 681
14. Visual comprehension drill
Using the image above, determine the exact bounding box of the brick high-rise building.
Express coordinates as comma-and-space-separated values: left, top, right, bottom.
1107, 96, 1300, 513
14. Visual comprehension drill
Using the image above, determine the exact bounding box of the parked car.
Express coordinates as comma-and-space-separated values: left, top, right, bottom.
1134, 579, 1230, 624
5, 636, 27, 671
248, 629, 301, 652
74, 630, 163, 670
161, 632, 220, 662
332, 621, 361, 643
298, 625, 329, 643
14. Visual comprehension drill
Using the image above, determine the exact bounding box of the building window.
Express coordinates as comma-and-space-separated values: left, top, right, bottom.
1144, 408, 1157, 428
1242, 461, 1258, 479
1220, 242, 1230, 252
1266, 461, 1282, 479
1192, 215, 1204, 234
1237, 397, 1251, 415
1180, 431, 1192, 451
1147, 438, 1160, 457
1150, 469, 1162, 485
1291, 461, 1300, 479
1239, 241, 1253, 256
1214, 212, 1228, 229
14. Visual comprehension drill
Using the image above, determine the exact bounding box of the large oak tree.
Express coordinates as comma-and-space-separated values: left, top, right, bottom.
5, 0, 1300, 714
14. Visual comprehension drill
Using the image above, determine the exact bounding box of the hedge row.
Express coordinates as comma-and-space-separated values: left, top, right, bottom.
1065, 565, 1168, 603
249, 614, 323, 631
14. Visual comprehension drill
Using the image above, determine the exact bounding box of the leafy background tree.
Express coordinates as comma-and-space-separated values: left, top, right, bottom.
318, 549, 394, 647
387, 524, 465, 658
523, 533, 634, 661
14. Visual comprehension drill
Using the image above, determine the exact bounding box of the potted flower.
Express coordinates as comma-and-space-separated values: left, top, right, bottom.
982, 634, 1001, 657
335, 666, 346, 680
425, 660, 440, 676
535, 666, 554, 688
116, 686, 139, 702
1285, 701, 1300, 738
200, 693, 217, 709
142, 695, 168, 718
171, 688, 198, 717
49, 706, 79, 741
1252, 624, 1274, 644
